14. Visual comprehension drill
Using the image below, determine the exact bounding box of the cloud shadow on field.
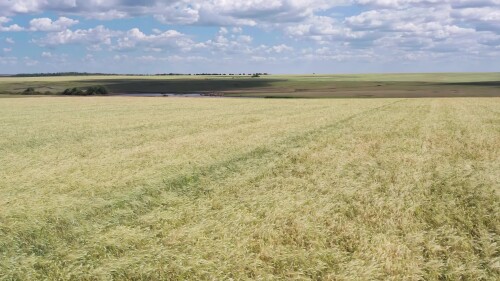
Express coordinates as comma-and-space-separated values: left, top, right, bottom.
441, 81, 500, 87
88, 78, 287, 93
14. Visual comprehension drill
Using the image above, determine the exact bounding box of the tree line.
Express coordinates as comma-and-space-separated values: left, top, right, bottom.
10, 72, 270, 77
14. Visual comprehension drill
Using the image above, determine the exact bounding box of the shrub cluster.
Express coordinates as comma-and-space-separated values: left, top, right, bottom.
62, 88, 84, 95
22, 87, 37, 95
62, 86, 109, 96
20, 88, 52, 95
85, 86, 109, 95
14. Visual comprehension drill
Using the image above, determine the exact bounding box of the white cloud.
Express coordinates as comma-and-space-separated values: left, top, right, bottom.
24, 56, 38, 66
452, 6, 500, 31
344, 7, 478, 42
34, 25, 118, 47
113, 28, 195, 51
0, 24, 24, 32
135, 54, 209, 63
39, 51, 69, 64
237, 35, 253, 43
250, 55, 272, 62
82, 53, 95, 62
154, 6, 200, 24
0, 17, 25, 31
85, 10, 128, 21
0, 0, 43, 14
193, 0, 346, 25
0, 1, 348, 25
113, 54, 128, 61
285, 16, 365, 41
0, 56, 17, 65
30, 17, 79, 32
0, 0, 499, 73
267, 44, 294, 53
6, 37, 15, 44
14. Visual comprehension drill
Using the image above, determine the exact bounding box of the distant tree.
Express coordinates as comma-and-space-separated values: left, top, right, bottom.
61, 86, 109, 96
62, 88, 84, 95
85, 87, 95, 95
85, 86, 109, 95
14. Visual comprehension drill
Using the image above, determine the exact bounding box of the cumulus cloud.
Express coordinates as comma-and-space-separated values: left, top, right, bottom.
452, 6, 500, 31
343, 7, 479, 42
135, 54, 209, 63
237, 35, 253, 43
113, 28, 196, 51
0, 0, 43, 15
1, 0, 499, 72
192, 0, 337, 25
278, 1, 500, 64
285, 16, 366, 42
355, 0, 443, 8
34, 25, 118, 47
154, 6, 200, 24
267, 44, 294, 53
30, 17, 79, 32
0, 17, 24, 31
0, 1, 347, 25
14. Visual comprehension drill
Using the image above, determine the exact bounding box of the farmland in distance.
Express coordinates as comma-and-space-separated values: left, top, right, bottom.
1, 72, 499, 98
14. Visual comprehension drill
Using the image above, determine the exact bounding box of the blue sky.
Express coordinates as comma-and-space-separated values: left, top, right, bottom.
0, 0, 499, 74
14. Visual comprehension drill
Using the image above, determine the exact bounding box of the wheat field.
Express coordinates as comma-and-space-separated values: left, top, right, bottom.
1, 97, 499, 280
